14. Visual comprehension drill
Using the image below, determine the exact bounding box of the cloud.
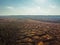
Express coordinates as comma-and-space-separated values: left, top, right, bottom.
34, 0, 48, 4
7, 6, 14, 10
0, 4, 60, 15
16, 6, 51, 15
2, 6, 59, 15
49, 5, 56, 8
14, 6, 41, 15
47, 8, 60, 15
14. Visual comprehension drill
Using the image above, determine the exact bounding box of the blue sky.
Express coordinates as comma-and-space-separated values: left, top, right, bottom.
0, 0, 60, 15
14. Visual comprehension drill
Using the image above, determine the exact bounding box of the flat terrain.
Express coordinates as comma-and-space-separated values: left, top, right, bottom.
0, 18, 60, 45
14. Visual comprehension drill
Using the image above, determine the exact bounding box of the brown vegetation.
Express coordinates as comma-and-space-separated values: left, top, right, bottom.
0, 18, 60, 45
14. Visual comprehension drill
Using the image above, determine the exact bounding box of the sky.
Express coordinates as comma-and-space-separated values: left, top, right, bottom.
0, 0, 60, 15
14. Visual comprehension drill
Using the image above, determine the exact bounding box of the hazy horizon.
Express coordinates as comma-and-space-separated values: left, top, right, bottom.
0, 0, 60, 15
0, 15, 60, 16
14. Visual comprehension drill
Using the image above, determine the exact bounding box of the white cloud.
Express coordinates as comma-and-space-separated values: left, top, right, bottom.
16, 6, 51, 15
47, 8, 60, 15
12, 6, 40, 15
7, 6, 14, 9
34, 0, 48, 4
1, 5, 60, 15
49, 5, 56, 8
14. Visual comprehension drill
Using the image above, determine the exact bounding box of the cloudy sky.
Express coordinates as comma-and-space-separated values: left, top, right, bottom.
0, 0, 60, 15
